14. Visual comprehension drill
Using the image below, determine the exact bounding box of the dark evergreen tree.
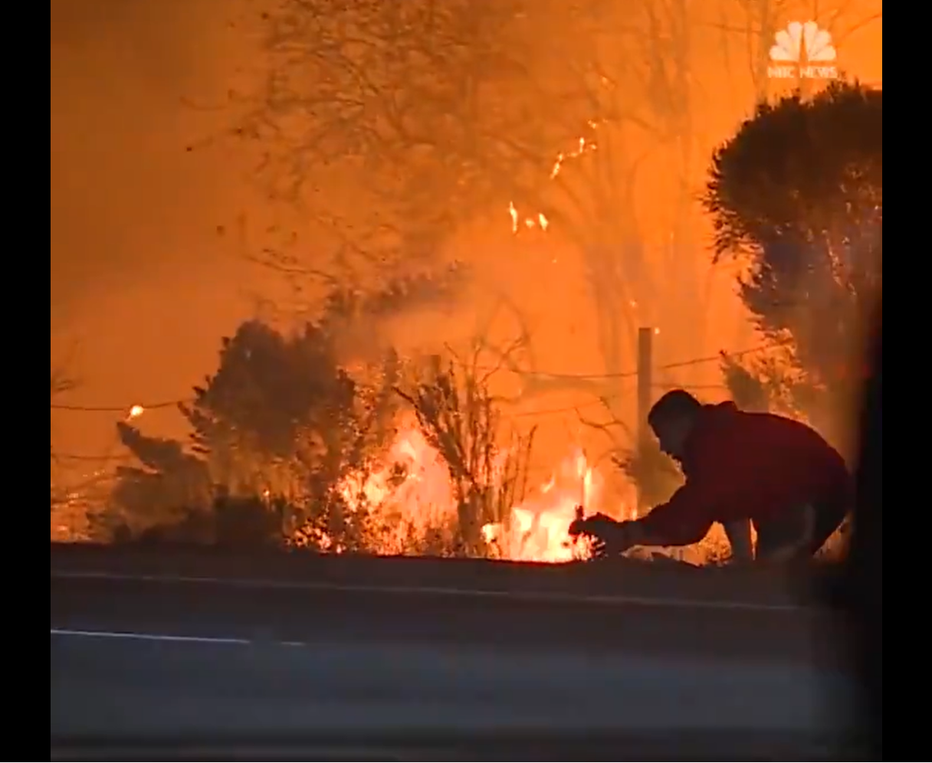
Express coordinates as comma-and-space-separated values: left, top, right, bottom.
702, 81, 882, 441
107, 299, 404, 547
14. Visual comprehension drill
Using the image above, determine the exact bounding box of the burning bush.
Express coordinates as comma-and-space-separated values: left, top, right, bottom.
394, 354, 533, 557
84, 317, 720, 563
327, 347, 604, 562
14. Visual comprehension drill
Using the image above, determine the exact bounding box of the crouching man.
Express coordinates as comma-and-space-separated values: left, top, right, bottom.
569, 390, 851, 562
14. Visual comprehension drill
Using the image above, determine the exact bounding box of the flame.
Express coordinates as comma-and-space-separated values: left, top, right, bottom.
334, 418, 627, 563
508, 201, 519, 233
335, 421, 458, 555
510, 128, 598, 233
481, 446, 603, 563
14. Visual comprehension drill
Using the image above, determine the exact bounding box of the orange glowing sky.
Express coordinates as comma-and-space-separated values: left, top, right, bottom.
50, 0, 882, 482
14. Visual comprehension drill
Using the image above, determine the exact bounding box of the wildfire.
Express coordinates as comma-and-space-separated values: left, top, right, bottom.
336, 418, 621, 563
509, 127, 598, 233
480, 447, 600, 563
336, 423, 457, 555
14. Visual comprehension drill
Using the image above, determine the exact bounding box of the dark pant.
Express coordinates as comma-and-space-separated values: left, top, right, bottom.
754, 497, 849, 560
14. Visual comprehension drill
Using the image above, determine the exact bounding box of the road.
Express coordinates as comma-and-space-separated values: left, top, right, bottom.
50, 545, 861, 760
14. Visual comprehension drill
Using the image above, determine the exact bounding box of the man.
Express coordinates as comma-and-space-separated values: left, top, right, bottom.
569, 390, 851, 562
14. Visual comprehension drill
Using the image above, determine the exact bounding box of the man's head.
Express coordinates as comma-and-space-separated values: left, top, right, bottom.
647, 389, 703, 460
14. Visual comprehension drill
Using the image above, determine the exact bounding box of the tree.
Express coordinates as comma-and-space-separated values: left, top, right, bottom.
499, 0, 715, 501
107, 310, 401, 547
246, 0, 716, 383
180, 319, 363, 490
245, 0, 589, 263
106, 426, 214, 538
702, 81, 882, 441
244, 0, 759, 510
219, 209, 472, 366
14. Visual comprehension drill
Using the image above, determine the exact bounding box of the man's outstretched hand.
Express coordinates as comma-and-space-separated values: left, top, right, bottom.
568, 511, 637, 557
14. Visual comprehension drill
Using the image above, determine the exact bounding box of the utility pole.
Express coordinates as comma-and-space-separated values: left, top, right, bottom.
636, 327, 654, 515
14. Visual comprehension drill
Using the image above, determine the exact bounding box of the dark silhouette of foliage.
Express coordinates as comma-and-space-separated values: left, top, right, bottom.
100, 488, 298, 549
247, 0, 593, 230
720, 353, 770, 413
354, 262, 468, 319
107, 307, 401, 547
310, 262, 469, 361
719, 346, 825, 421
126, 492, 289, 549
317, 263, 468, 322
702, 81, 882, 436
179, 319, 360, 471
109, 425, 212, 529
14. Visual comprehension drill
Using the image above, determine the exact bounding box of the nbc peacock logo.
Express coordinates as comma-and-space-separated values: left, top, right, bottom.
768, 21, 838, 80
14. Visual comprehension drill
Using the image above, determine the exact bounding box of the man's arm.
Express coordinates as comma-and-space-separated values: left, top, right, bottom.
625, 481, 717, 548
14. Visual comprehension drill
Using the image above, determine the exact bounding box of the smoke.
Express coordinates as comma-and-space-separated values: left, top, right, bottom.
50, 0, 275, 460
50, 0, 882, 482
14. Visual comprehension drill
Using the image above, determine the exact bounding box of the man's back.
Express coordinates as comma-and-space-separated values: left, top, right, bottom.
571, 396, 853, 557
682, 402, 850, 526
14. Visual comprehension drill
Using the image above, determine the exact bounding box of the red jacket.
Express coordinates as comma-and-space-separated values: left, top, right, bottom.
637, 402, 851, 545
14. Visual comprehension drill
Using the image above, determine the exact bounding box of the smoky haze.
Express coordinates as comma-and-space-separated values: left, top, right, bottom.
50, 0, 882, 483
51, 0, 277, 460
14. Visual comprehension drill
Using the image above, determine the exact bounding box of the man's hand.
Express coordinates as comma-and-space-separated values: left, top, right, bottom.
568, 512, 639, 556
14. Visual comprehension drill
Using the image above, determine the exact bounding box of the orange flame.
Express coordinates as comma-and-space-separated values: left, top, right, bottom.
509, 128, 598, 233
336, 421, 458, 555
336, 418, 625, 563
480, 446, 600, 563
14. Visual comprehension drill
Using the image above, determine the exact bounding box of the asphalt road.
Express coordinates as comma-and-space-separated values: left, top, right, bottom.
50, 547, 862, 760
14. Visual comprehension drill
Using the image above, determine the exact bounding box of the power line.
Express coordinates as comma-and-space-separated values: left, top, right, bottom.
658, 342, 781, 371
49, 385, 735, 462
47, 342, 783, 415
477, 341, 783, 380
51, 452, 133, 463
50, 398, 192, 413
510, 382, 730, 418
